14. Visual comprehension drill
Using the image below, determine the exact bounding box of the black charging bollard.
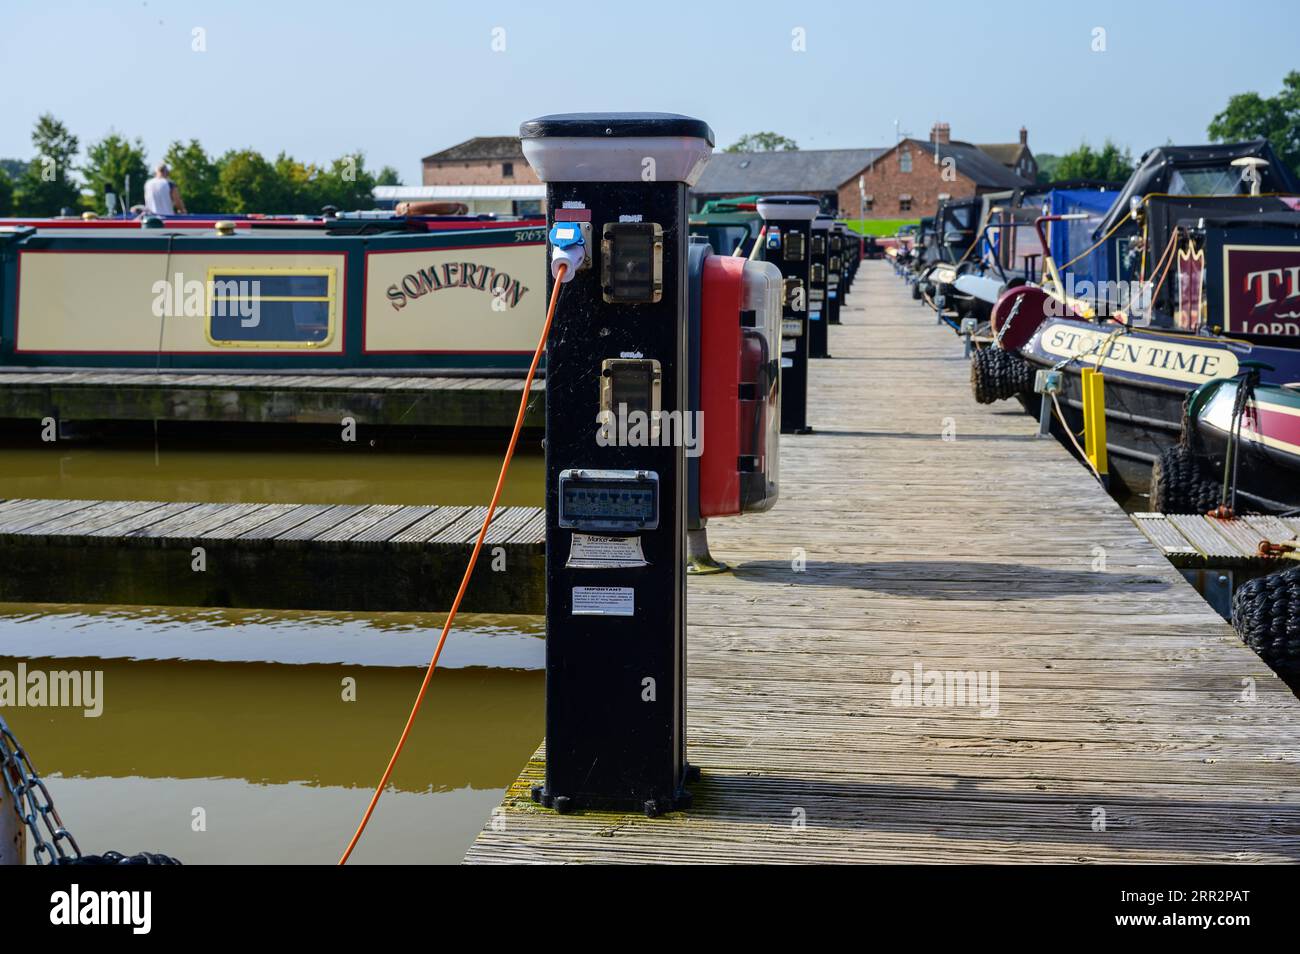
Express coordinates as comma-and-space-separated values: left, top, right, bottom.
520, 112, 713, 817
827, 224, 844, 326
757, 195, 819, 434
842, 225, 859, 293
808, 214, 832, 358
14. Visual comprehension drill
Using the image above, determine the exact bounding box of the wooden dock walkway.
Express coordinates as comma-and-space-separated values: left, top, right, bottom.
466, 261, 1300, 864
1132, 511, 1300, 569
0, 498, 544, 614
0, 369, 543, 433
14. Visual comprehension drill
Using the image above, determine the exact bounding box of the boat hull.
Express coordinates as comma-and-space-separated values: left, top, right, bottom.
1019, 317, 1300, 495
0, 223, 547, 372
1189, 380, 1300, 512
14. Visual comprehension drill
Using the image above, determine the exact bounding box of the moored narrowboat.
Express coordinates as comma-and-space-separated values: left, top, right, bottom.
980, 140, 1300, 495
1154, 377, 1300, 515
0, 214, 547, 373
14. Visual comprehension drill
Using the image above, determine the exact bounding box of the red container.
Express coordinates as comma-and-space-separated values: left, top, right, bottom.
698, 255, 782, 518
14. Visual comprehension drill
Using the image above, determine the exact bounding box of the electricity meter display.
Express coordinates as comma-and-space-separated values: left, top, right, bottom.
811, 264, 825, 284
811, 235, 825, 257
783, 230, 805, 262
558, 469, 660, 532
602, 222, 664, 303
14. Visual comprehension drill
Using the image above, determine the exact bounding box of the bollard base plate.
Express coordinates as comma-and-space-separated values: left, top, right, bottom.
531, 764, 700, 817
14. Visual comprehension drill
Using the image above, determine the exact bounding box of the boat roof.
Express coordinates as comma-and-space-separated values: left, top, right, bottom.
1095, 139, 1300, 235
0, 213, 543, 242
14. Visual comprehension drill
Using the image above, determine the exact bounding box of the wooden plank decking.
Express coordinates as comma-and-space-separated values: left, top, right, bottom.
0, 499, 544, 613
466, 261, 1300, 864
0, 370, 543, 432
1132, 511, 1300, 568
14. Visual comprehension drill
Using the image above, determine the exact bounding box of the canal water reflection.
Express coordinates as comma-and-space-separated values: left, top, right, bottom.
0, 608, 543, 864
0, 438, 547, 864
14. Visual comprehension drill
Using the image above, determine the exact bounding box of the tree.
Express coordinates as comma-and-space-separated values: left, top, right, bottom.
376, 165, 402, 186
215, 148, 285, 213
1052, 139, 1134, 183
14, 114, 81, 216
0, 169, 12, 216
271, 151, 317, 213
0, 159, 27, 182
81, 131, 149, 213
164, 139, 222, 213
1034, 152, 1061, 185
312, 152, 378, 211
725, 131, 798, 153
1208, 70, 1300, 174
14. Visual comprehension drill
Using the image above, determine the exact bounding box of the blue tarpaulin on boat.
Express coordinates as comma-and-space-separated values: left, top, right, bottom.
1048, 189, 1120, 287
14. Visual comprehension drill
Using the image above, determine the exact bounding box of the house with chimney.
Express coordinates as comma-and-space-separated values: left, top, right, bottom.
843, 123, 1037, 219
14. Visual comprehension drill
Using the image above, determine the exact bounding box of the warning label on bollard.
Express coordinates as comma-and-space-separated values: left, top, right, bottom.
571, 586, 636, 616
567, 534, 649, 569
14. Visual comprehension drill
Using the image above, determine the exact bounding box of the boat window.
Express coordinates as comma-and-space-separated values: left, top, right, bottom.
1167, 165, 1245, 196
947, 206, 974, 229
207, 267, 336, 348
691, 224, 751, 255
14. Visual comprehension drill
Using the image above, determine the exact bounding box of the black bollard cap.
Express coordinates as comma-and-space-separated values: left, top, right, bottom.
520, 112, 714, 145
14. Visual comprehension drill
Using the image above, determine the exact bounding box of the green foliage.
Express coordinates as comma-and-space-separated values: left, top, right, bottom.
163, 139, 220, 213
9, 114, 386, 216
725, 131, 799, 153
81, 131, 149, 213
842, 218, 919, 236
216, 149, 285, 213
14, 113, 81, 216
215, 148, 379, 214
311, 152, 378, 212
1034, 153, 1061, 185
1051, 140, 1134, 183
1208, 70, 1300, 174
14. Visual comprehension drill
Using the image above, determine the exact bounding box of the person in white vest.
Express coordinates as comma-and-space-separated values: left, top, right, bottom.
143, 164, 187, 215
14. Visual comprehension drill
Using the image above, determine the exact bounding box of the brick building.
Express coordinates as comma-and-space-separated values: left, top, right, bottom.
409, 126, 1036, 220
844, 123, 1035, 219
398, 136, 543, 215
421, 136, 539, 187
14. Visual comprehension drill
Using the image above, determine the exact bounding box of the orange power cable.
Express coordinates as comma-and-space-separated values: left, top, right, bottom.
338, 262, 567, 865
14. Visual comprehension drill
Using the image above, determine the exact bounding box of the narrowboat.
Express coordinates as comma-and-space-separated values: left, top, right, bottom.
0, 213, 547, 372
909, 191, 1029, 324
1154, 377, 1300, 515
982, 140, 1300, 496
689, 197, 764, 258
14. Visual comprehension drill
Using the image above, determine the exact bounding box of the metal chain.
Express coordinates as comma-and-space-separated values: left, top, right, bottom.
992, 293, 1024, 349
0, 713, 82, 865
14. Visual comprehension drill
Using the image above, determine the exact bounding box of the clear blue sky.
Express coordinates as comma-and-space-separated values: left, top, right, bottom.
2, 0, 1295, 181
